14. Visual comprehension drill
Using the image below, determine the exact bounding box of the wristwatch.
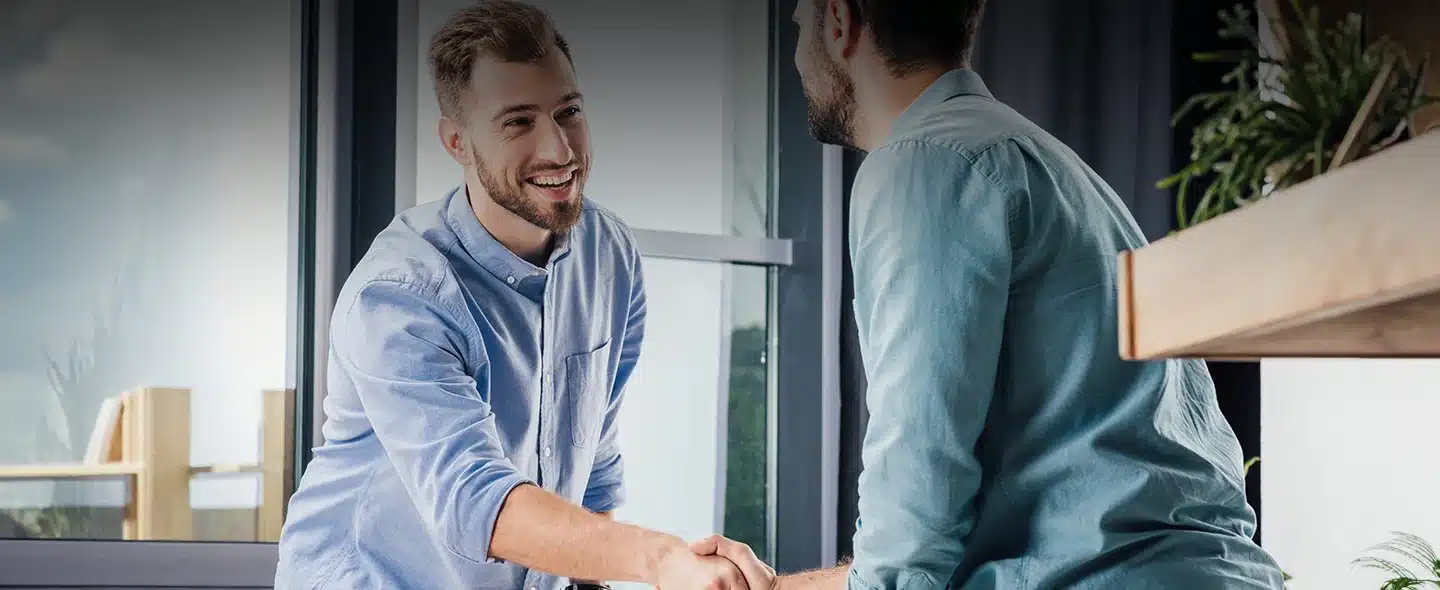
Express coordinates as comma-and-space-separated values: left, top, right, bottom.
565, 584, 612, 590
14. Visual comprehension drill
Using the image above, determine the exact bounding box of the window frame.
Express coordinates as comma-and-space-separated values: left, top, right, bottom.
769, 0, 844, 570
0, 0, 843, 583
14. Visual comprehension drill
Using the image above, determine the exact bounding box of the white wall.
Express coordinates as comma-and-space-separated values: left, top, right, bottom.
1261, 358, 1440, 589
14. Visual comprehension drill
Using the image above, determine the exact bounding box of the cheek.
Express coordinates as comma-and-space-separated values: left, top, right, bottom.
797, 36, 826, 84
566, 125, 590, 160
483, 141, 530, 184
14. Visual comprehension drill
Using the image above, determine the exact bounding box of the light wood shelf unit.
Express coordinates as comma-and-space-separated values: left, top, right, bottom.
1118, 131, 1440, 360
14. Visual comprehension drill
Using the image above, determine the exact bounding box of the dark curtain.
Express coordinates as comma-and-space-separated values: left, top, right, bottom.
970, 0, 1175, 241
836, 0, 1265, 557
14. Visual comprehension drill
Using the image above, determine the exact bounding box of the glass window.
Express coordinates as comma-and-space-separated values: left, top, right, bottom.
719, 265, 771, 556
609, 260, 770, 560
413, 0, 773, 237
0, 0, 299, 542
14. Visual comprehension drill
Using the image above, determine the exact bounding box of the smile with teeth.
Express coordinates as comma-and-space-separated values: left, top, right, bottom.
527, 169, 574, 188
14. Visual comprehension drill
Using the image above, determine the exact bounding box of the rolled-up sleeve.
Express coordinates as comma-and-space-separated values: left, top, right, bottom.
847, 141, 1014, 590
334, 278, 531, 565
584, 249, 647, 513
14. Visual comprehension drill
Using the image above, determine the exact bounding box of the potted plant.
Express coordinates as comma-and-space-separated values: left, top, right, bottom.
1160, 0, 1437, 230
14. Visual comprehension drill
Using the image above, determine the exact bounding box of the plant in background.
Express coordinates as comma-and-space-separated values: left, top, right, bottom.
723, 325, 769, 553
1160, 0, 1437, 229
1354, 532, 1440, 589
22, 271, 137, 540
1245, 457, 1440, 589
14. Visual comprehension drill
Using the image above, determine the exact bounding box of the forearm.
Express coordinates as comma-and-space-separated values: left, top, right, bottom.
571, 512, 615, 585
777, 565, 850, 590
490, 484, 683, 584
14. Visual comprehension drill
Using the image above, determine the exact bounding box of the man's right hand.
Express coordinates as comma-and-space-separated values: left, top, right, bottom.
653, 543, 751, 590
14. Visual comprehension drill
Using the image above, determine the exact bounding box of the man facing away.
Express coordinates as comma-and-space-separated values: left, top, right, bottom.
276, 2, 751, 589
698, 1, 1288, 589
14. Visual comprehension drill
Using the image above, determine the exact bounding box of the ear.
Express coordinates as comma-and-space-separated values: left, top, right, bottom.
438, 116, 475, 166
821, 0, 862, 63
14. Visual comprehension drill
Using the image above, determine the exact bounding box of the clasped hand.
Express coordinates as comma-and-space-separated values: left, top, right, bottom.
653, 534, 776, 590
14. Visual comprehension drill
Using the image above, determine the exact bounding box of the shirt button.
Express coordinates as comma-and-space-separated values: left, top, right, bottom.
542, 446, 553, 458
506, 276, 516, 284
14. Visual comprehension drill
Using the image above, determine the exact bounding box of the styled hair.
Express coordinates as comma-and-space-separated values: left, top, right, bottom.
825, 0, 987, 75
428, 0, 573, 119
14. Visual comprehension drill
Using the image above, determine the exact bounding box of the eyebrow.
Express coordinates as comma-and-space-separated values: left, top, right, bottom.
491, 92, 584, 122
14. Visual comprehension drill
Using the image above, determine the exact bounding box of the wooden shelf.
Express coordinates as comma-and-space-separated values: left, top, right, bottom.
0, 463, 142, 480
1118, 131, 1440, 360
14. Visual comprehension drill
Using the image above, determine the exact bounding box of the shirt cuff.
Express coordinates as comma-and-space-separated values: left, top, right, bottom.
582, 480, 625, 514
847, 560, 940, 590
449, 472, 533, 565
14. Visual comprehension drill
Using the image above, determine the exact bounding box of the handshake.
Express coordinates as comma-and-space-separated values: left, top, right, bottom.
652, 535, 778, 590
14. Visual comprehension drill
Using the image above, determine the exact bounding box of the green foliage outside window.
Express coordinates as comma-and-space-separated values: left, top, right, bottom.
724, 325, 769, 555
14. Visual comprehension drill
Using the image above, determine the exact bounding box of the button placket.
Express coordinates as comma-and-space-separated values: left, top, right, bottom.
539, 269, 558, 490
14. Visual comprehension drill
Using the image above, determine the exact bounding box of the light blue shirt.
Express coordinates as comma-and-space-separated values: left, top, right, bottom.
845, 70, 1285, 590
276, 187, 645, 590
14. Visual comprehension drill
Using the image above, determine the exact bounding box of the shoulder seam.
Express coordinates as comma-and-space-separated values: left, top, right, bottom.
588, 203, 638, 242
871, 138, 1022, 222
585, 200, 643, 272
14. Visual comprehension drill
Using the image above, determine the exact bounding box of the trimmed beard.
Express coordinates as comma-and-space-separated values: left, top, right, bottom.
472, 143, 583, 232
802, 29, 859, 149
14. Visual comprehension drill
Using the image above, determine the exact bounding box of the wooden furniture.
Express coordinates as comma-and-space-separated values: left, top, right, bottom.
1117, 130, 1440, 360
0, 387, 295, 541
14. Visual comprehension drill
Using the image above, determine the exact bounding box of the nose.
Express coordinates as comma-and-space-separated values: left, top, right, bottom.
534, 119, 575, 166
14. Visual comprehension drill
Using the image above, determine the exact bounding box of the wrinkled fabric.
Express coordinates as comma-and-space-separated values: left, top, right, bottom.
276, 186, 645, 590
846, 69, 1284, 590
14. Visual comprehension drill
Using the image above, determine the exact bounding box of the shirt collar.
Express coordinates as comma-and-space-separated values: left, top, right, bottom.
444, 185, 575, 292
889, 68, 994, 139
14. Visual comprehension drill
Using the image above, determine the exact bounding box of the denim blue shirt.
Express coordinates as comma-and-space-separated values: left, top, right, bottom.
276, 187, 645, 590
845, 70, 1285, 590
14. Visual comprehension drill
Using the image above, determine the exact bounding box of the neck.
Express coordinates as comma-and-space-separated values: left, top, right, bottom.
465, 177, 553, 267
852, 62, 959, 152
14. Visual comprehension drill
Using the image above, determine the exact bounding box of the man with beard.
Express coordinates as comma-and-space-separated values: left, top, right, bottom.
693, 1, 1286, 589
275, 2, 750, 590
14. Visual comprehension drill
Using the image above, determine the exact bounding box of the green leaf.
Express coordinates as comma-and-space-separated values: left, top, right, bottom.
1161, 0, 1436, 229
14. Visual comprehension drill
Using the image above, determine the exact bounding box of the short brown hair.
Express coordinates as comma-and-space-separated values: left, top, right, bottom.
428, 0, 573, 120
824, 0, 987, 76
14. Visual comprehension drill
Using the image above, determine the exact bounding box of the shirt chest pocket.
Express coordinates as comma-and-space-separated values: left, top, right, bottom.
563, 339, 612, 447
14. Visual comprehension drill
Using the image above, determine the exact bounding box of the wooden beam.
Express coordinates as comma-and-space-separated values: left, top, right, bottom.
1118, 131, 1440, 359
1257, 0, 1295, 61
1330, 54, 1397, 170
0, 463, 141, 480
257, 388, 295, 542
131, 387, 193, 540
121, 392, 138, 540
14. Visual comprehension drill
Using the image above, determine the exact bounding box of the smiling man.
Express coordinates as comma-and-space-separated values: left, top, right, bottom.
274, 2, 749, 590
